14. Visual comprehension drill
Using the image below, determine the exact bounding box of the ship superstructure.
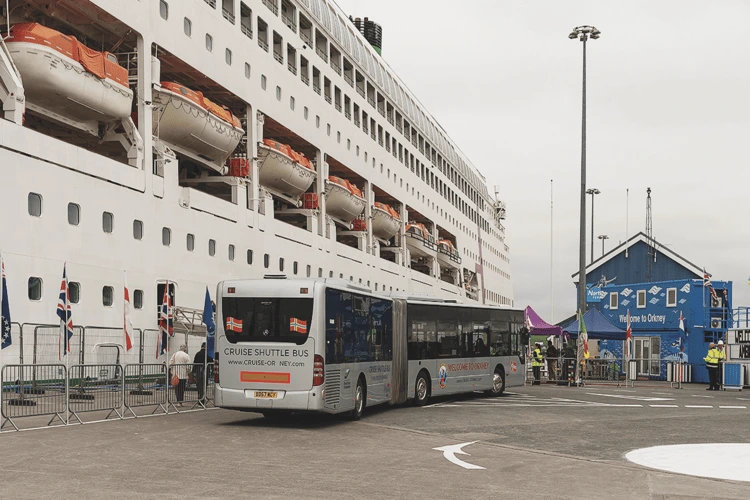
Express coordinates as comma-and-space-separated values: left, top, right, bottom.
0, 0, 513, 336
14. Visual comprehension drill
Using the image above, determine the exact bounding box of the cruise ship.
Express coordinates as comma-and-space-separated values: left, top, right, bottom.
0, 0, 513, 358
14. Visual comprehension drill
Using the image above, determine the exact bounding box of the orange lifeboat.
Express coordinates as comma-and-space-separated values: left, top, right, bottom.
372, 202, 401, 240
437, 239, 462, 268
325, 176, 366, 225
256, 139, 316, 202
405, 222, 437, 258
5, 23, 133, 124
152, 81, 244, 171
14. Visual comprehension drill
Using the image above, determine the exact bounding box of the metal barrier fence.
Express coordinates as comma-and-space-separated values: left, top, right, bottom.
1, 364, 68, 431
168, 363, 207, 410
123, 363, 168, 417
68, 364, 124, 423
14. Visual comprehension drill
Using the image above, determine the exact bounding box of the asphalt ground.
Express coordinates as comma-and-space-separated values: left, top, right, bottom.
2, 383, 750, 499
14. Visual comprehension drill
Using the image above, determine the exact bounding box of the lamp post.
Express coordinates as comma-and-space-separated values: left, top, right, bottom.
569, 25, 601, 314
587, 188, 601, 262
598, 234, 609, 256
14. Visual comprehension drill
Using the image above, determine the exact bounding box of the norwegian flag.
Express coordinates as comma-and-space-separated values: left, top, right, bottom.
156, 282, 173, 358
290, 317, 307, 334
225, 317, 243, 333
57, 263, 74, 359
123, 273, 134, 351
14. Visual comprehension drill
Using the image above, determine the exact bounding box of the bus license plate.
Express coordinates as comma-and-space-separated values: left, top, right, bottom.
254, 391, 278, 399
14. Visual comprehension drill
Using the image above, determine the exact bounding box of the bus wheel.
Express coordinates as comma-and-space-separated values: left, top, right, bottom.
349, 378, 366, 420
414, 372, 431, 406
486, 369, 505, 396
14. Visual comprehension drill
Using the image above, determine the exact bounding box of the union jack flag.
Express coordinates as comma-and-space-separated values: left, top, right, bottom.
57, 263, 74, 359
290, 317, 307, 334
703, 268, 718, 300
225, 316, 243, 333
157, 282, 173, 358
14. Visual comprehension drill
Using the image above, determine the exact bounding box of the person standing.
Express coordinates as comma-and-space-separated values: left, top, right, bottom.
716, 340, 726, 389
170, 344, 191, 405
545, 340, 559, 382
531, 342, 543, 385
193, 342, 214, 404
704, 342, 723, 390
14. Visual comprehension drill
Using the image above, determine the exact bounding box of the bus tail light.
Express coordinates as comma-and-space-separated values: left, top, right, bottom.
313, 354, 324, 386
214, 352, 220, 384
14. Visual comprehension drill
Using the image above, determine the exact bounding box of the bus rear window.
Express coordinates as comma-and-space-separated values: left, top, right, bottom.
222, 297, 313, 345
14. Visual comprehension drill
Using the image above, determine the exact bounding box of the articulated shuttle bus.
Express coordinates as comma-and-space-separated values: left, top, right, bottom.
214, 276, 526, 419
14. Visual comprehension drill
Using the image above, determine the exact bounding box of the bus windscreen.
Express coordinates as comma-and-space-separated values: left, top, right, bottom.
222, 297, 313, 345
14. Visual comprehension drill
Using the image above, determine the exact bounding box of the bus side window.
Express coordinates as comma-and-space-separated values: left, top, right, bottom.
490, 309, 511, 356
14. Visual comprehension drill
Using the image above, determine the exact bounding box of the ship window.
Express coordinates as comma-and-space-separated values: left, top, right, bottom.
209, 239, 216, 256
276, 86, 281, 101
247, 249, 253, 265
337, 131, 341, 143
327, 124, 331, 136
304, 107, 308, 119
225, 48, 232, 65
261, 75, 267, 90
28, 277, 42, 300
162, 227, 171, 246
134, 289, 144, 309
347, 139, 351, 150
160, 0, 168, 20
102, 286, 114, 307
67, 203, 80, 226
264, 253, 269, 268
318, 268, 322, 278
184, 17, 192, 36
290, 96, 295, 110
206, 34, 213, 52
279, 258, 285, 272
228, 244, 235, 261
69, 282, 80, 304
293, 261, 298, 275
102, 212, 114, 233
316, 115, 320, 128
306, 265, 311, 277
187, 233, 195, 252
133, 220, 143, 240
356, 146, 360, 156
28, 193, 42, 217
244, 63, 251, 79
329, 271, 333, 278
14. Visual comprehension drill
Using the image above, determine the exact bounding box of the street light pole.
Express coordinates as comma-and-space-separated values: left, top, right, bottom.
570, 25, 600, 314
587, 188, 601, 263
598, 234, 609, 256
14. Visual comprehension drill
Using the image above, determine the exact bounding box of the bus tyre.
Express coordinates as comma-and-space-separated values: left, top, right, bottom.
414, 372, 431, 406
486, 369, 505, 396
350, 379, 365, 421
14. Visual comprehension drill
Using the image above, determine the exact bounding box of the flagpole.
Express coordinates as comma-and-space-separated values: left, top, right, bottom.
550, 179, 554, 323
0, 253, 4, 392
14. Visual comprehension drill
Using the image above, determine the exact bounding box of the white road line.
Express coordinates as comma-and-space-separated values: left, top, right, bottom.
587, 392, 674, 401
684, 405, 713, 408
719, 406, 747, 409
691, 395, 714, 398
651, 392, 673, 396
650, 404, 679, 408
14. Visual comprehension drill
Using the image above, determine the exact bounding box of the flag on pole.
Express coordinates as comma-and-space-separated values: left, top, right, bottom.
678, 311, 686, 352
123, 274, 134, 351
1, 257, 12, 350
703, 268, 718, 300
157, 282, 173, 358
57, 263, 74, 358
525, 312, 533, 331
580, 311, 590, 359
625, 310, 632, 359
202, 287, 215, 358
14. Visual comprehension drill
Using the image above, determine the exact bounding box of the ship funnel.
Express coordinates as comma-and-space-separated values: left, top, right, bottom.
352, 16, 383, 55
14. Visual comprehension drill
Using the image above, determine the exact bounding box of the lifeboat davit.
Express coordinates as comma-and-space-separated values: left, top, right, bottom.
437, 239, 462, 268
257, 139, 316, 201
405, 223, 437, 258
152, 82, 244, 170
325, 176, 366, 225
371, 202, 401, 241
6, 23, 133, 123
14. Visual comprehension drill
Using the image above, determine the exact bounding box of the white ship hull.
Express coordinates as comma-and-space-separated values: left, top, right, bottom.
257, 143, 316, 200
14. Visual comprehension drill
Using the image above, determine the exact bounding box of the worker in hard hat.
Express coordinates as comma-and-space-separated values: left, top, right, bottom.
704, 341, 725, 390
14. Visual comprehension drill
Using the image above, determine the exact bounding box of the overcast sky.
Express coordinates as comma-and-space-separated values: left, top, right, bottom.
336, 0, 750, 321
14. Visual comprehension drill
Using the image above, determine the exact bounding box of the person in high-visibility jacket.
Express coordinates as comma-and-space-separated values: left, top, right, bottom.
704, 341, 726, 390
531, 343, 544, 385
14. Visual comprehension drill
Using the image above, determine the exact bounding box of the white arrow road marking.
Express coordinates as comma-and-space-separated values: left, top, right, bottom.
433, 441, 485, 470
587, 392, 674, 401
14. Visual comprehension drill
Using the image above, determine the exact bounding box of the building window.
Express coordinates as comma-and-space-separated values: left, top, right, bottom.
225, 48, 232, 65
228, 244, 235, 261
206, 34, 213, 52
244, 62, 251, 79
28, 277, 42, 300
102, 212, 114, 233
134, 289, 144, 309
209, 239, 216, 256
261, 75, 267, 90
133, 220, 143, 240
184, 17, 192, 36
28, 193, 42, 217
247, 249, 254, 265
637, 290, 646, 309
293, 261, 298, 275
162, 227, 171, 246
69, 282, 81, 304
102, 286, 114, 307
666, 288, 677, 307
68, 203, 80, 226
609, 292, 618, 310
279, 258, 285, 272
187, 233, 195, 252
264, 253, 270, 268
160, 0, 168, 20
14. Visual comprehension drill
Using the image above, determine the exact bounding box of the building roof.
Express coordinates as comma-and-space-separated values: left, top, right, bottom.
571, 232, 704, 280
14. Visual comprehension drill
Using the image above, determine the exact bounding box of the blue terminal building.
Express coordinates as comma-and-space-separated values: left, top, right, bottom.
572, 233, 731, 383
